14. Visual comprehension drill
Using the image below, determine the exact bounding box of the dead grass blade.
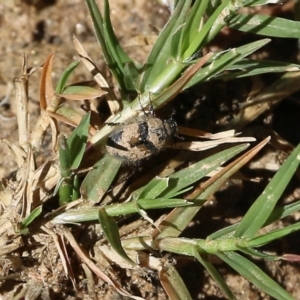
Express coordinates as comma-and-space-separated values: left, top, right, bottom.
62, 226, 145, 300
39, 53, 55, 110
228, 71, 300, 131
153, 137, 270, 238
172, 136, 256, 151
31, 53, 59, 151
14, 55, 30, 151
73, 35, 120, 114
42, 225, 76, 290
159, 265, 193, 300
188, 136, 271, 200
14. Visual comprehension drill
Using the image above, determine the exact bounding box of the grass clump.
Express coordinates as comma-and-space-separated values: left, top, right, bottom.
1, 0, 300, 299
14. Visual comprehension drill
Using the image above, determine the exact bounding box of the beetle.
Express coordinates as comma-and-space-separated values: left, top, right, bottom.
106, 109, 177, 164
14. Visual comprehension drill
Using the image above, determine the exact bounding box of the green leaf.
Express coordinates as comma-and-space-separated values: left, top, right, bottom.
72, 175, 81, 200
80, 155, 122, 203
217, 59, 300, 79
134, 176, 169, 200
185, 39, 270, 89
85, 0, 135, 94
67, 112, 91, 170
137, 0, 192, 91
182, 0, 231, 59
58, 133, 83, 205
227, 14, 300, 38
58, 135, 72, 178
55, 60, 80, 94
102, 0, 136, 91
19, 205, 43, 234
235, 143, 300, 239
160, 143, 250, 199
209, 200, 300, 239
148, 53, 212, 108
156, 139, 267, 239
52, 198, 201, 224
170, 23, 186, 59
238, 247, 278, 260
195, 253, 237, 300
249, 222, 300, 248
180, 0, 208, 56
58, 85, 107, 100
218, 252, 294, 300
123, 62, 140, 91
98, 208, 135, 265
58, 178, 76, 205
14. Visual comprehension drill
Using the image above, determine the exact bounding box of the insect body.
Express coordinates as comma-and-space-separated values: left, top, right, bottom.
106, 115, 177, 164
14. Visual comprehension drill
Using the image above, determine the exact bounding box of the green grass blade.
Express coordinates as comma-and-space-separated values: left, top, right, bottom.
249, 222, 300, 248
72, 175, 80, 200
123, 62, 140, 91
159, 265, 193, 300
55, 60, 80, 94
134, 177, 169, 200
169, 0, 209, 59
183, 0, 231, 59
160, 143, 249, 199
80, 155, 122, 203
227, 14, 300, 38
149, 53, 212, 107
59, 178, 76, 205
209, 200, 300, 239
155, 139, 268, 239
58, 135, 72, 178
235, 143, 300, 239
238, 247, 278, 260
52, 198, 202, 224
195, 253, 237, 300
19, 205, 43, 234
85, 0, 110, 63
98, 208, 135, 265
58, 85, 107, 100
102, 0, 137, 91
85, 0, 134, 93
155, 144, 250, 238
67, 112, 90, 169
180, 0, 208, 56
58, 135, 74, 205
217, 59, 300, 79
185, 39, 270, 89
138, 0, 192, 91
169, 24, 186, 60
218, 252, 294, 300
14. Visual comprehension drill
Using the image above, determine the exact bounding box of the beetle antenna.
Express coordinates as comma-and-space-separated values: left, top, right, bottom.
138, 93, 156, 117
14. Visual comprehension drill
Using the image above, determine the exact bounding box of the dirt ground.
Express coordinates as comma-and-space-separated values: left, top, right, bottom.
1, 0, 300, 299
